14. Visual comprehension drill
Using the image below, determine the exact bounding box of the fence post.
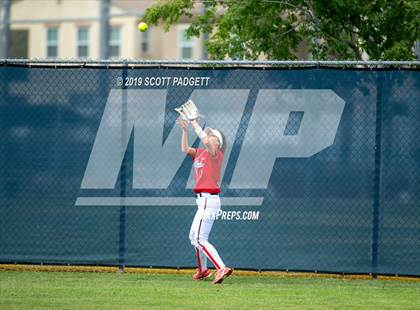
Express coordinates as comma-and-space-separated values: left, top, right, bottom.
371, 71, 383, 277
118, 64, 128, 272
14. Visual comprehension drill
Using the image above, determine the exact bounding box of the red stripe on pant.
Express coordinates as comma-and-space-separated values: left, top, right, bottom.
202, 245, 221, 270
195, 247, 201, 272
196, 198, 206, 247
195, 197, 207, 272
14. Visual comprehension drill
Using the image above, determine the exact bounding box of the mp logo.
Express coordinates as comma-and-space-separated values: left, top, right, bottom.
76, 89, 345, 206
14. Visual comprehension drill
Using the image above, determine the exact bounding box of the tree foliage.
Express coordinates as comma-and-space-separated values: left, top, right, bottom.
144, 0, 419, 60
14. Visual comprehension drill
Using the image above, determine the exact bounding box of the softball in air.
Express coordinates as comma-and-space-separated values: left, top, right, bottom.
137, 22, 148, 32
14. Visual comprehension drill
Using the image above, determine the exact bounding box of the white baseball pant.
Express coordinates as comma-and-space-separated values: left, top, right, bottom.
189, 193, 226, 271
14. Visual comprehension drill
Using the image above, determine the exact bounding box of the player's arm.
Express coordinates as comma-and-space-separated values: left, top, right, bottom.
176, 118, 196, 157
190, 119, 217, 156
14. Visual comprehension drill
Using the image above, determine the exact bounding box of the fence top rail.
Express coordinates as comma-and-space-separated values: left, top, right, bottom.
1, 58, 419, 68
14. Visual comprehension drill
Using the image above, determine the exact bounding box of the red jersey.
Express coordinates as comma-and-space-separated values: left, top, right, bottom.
191, 147, 224, 194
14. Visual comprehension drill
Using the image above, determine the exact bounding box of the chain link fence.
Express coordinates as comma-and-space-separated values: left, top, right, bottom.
0, 60, 419, 276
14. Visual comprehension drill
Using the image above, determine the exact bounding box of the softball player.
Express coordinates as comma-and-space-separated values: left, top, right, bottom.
176, 117, 233, 284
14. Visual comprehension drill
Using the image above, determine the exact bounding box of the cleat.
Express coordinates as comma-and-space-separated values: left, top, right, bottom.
192, 269, 212, 281
213, 267, 233, 284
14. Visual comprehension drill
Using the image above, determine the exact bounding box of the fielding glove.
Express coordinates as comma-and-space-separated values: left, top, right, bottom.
175, 100, 200, 121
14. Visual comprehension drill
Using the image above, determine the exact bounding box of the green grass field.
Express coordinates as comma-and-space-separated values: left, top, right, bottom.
0, 271, 419, 309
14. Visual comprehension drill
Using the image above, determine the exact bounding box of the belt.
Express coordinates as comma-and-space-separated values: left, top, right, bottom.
196, 192, 219, 197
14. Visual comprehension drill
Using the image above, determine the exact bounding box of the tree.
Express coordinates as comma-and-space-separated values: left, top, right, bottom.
144, 0, 419, 60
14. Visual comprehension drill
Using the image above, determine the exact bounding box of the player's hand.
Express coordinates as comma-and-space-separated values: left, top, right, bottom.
176, 118, 189, 129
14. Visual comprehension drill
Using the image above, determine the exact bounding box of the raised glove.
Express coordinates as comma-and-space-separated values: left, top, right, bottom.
174, 100, 199, 121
